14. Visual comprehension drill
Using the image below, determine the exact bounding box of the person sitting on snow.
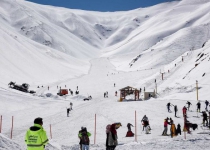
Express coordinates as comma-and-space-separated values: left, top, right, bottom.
127, 123, 134, 132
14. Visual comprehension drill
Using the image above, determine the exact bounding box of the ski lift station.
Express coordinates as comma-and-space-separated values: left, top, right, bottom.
119, 86, 139, 101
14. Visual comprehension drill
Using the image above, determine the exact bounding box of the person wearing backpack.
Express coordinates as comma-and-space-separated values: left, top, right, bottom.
78, 127, 91, 150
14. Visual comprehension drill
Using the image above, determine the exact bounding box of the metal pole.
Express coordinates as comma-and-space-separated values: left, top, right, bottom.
0, 115, 2, 133
135, 111, 137, 142
50, 124, 52, 139
155, 83, 157, 94
11, 116, 14, 139
196, 80, 198, 101
184, 115, 186, 139
155, 79, 157, 94
94, 114, 96, 144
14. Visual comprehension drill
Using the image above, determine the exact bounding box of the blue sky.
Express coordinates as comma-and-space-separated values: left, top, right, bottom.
26, 0, 175, 12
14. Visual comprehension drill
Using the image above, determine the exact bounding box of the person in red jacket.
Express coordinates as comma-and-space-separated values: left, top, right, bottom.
182, 106, 187, 117
162, 117, 169, 136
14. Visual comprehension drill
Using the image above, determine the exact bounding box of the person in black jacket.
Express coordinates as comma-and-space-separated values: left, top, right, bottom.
197, 101, 201, 112
174, 105, 178, 117
167, 102, 173, 112
205, 100, 209, 111
186, 101, 192, 111
78, 127, 83, 150
176, 124, 181, 135
202, 111, 208, 126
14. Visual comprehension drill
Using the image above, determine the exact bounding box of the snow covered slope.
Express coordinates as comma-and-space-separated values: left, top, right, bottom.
1, 0, 210, 149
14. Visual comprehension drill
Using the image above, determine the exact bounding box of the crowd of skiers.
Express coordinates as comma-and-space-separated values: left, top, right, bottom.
25, 99, 210, 150
164, 100, 210, 137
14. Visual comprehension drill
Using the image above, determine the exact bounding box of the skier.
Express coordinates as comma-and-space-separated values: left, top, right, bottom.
182, 106, 187, 117
115, 91, 117, 96
166, 102, 173, 112
174, 105, 178, 117
78, 127, 91, 150
162, 117, 169, 136
106, 91, 108, 98
25, 117, 48, 150
104, 92, 106, 98
141, 115, 151, 132
114, 83, 115, 87
66, 107, 70, 117
202, 111, 208, 126
176, 124, 181, 135
197, 101, 201, 112
186, 101, 192, 111
205, 100, 209, 111
70, 102, 73, 110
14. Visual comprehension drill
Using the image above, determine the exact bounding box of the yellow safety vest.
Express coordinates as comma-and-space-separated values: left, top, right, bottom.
25, 124, 48, 150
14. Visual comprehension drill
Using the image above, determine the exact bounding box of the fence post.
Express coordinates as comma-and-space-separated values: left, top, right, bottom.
155, 79, 157, 94
50, 124, 52, 139
183, 115, 186, 139
11, 116, 14, 139
94, 114, 96, 144
135, 111, 137, 142
0, 115, 2, 133
196, 80, 198, 101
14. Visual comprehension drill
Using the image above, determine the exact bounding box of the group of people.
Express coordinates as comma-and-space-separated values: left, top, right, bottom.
162, 117, 181, 137
104, 91, 108, 98
165, 100, 210, 136
25, 100, 210, 150
166, 102, 179, 117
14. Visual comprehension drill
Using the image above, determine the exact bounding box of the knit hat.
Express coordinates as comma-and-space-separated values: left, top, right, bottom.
34, 117, 43, 124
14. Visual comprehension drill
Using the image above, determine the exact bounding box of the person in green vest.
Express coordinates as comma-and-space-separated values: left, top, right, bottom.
25, 117, 49, 150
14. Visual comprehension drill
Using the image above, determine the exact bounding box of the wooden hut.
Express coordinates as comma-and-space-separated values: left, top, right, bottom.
119, 86, 139, 101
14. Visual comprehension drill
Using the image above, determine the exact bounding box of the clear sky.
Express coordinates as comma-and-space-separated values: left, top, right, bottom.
26, 0, 175, 12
